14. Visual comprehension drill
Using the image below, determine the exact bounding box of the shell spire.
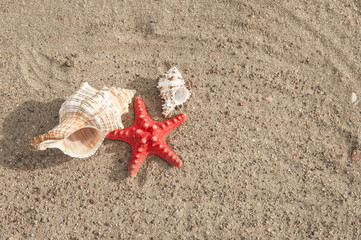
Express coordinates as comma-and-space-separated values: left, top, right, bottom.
157, 67, 191, 117
30, 82, 135, 158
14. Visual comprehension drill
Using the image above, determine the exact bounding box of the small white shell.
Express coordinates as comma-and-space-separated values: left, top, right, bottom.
30, 82, 135, 158
351, 92, 357, 104
158, 67, 190, 117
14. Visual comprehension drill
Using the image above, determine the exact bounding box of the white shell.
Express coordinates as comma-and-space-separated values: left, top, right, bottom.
158, 67, 190, 117
30, 82, 135, 158
351, 92, 357, 104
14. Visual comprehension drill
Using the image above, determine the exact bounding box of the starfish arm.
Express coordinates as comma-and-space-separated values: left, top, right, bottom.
128, 145, 148, 177
158, 113, 186, 133
134, 97, 147, 115
133, 97, 153, 125
152, 142, 182, 167
105, 129, 123, 140
105, 127, 135, 143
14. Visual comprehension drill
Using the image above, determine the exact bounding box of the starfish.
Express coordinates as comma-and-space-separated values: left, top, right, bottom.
106, 97, 186, 177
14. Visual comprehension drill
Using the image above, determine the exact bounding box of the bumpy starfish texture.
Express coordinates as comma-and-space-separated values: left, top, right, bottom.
106, 97, 186, 177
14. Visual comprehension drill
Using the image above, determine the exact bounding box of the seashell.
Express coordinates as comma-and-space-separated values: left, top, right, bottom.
157, 67, 191, 117
30, 82, 135, 158
351, 92, 357, 104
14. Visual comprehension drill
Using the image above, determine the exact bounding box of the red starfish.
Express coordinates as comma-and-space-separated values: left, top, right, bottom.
106, 97, 186, 177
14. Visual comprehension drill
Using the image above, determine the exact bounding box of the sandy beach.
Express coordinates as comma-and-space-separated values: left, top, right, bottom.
0, 0, 360, 239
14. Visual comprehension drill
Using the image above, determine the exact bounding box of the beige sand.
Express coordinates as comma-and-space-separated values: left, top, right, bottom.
0, 1, 360, 239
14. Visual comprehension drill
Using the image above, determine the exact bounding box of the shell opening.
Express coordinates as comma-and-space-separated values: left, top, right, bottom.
62, 127, 103, 157
174, 87, 190, 105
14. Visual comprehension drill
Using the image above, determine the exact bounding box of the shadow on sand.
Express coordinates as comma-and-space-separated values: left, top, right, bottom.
0, 99, 73, 171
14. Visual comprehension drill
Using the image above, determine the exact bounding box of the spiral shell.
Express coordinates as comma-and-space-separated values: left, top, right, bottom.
30, 82, 135, 158
158, 67, 190, 117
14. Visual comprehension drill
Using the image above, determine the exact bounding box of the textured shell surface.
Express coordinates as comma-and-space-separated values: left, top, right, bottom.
158, 67, 190, 117
30, 82, 135, 158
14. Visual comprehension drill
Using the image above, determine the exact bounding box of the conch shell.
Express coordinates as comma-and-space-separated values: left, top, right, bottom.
30, 82, 135, 158
158, 67, 191, 117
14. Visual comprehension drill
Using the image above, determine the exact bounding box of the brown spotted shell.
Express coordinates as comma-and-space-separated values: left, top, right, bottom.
157, 67, 190, 117
30, 82, 135, 158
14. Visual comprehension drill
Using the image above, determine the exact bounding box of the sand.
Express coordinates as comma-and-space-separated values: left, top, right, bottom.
0, 0, 360, 239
